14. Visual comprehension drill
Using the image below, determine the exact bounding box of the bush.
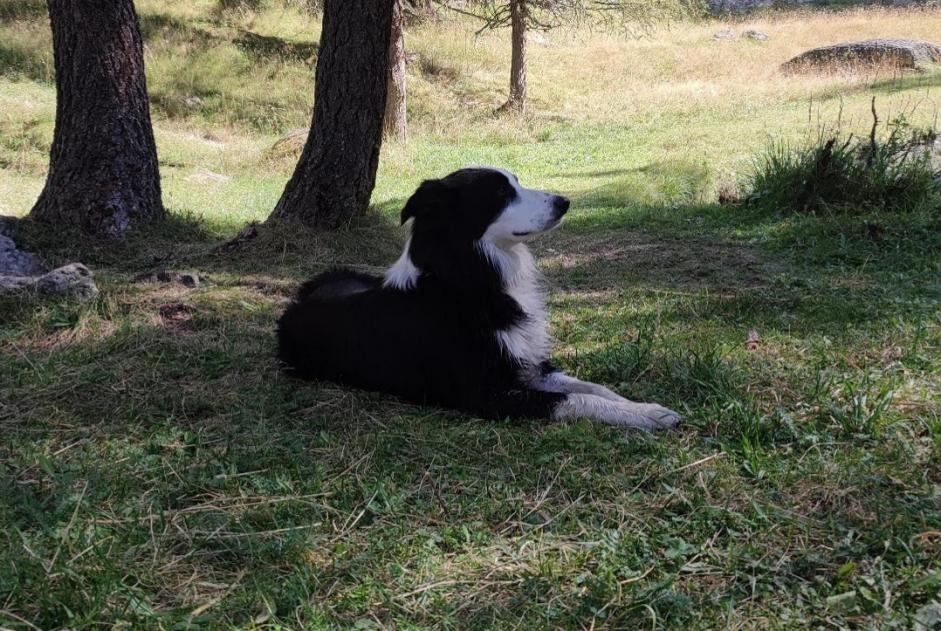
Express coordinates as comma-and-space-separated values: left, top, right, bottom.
745, 116, 940, 215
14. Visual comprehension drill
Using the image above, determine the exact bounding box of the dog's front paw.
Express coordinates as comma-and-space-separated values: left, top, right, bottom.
638, 403, 682, 430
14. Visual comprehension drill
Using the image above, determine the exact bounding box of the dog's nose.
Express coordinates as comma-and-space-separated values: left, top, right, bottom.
553, 196, 570, 216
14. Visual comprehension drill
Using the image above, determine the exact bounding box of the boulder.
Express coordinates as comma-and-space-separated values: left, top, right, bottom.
713, 28, 737, 41
743, 29, 769, 41
269, 128, 308, 159
782, 39, 941, 73
0, 233, 44, 276
0, 263, 98, 300
0, 217, 45, 276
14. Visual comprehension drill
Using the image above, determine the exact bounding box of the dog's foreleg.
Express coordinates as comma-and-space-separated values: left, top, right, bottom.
480, 389, 568, 421
538, 370, 627, 403
551, 393, 681, 430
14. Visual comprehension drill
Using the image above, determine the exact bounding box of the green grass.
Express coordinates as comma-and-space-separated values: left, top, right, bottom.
746, 117, 940, 215
2, 0, 941, 628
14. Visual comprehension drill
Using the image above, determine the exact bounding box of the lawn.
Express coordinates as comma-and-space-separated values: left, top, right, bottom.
1, 0, 940, 628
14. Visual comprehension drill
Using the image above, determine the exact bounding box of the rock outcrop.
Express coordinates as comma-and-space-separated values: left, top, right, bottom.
0, 217, 44, 276
782, 39, 941, 73
0, 263, 99, 300
0, 217, 99, 300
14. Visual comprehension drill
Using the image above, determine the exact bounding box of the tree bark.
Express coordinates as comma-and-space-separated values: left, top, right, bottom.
383, 0, 407, 142
268, 0, 394, 228
31, 0, 163, 238
504, 0, 527, 113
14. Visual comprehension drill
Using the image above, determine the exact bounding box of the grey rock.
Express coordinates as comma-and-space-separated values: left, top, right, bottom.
0, 233, 45, 275
743, 29, 769, 41
0, 217, 45, 276
0, 263, 98, 300
269, 128, 308, 157
782, 39, 941, 73
713, 28, 737, 41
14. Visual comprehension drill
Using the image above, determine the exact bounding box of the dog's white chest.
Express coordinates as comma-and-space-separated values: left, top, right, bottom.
497, 271, 550, 369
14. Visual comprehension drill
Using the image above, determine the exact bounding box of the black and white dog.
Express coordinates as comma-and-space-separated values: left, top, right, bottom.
277, 167, 680, 429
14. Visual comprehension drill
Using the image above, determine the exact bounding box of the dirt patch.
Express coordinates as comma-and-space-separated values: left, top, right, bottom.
538, 231, 782, 291
158, 302, 196, 332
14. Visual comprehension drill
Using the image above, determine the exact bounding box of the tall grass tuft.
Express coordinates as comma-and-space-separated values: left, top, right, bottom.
745, 113, 939, 215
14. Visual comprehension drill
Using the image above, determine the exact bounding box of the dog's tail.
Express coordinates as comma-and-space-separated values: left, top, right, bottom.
293, 268, 379, 303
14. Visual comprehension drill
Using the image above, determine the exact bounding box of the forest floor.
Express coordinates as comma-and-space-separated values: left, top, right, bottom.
1, 0, 940, 628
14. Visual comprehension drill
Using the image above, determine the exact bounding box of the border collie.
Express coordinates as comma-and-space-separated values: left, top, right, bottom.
277, 167, 680, 430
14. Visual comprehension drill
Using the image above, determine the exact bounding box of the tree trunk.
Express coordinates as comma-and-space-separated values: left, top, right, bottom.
383, 0, 407, 142
31, 0, 163, 238
504, 0, 527, 113
268, 0, 394, 228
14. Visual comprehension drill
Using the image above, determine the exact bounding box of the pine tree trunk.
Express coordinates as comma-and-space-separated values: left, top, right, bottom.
30, 0, 163, 238
268, 0, 394, 228
383, 0, 407, 142
505, 0, 528, 113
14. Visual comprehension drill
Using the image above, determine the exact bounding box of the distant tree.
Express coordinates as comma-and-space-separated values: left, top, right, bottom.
31, 0, 163, 237
443, 0, 703, 113
384, 0, 408, 142
506, 0, 527, 112
268, 0, 394, 228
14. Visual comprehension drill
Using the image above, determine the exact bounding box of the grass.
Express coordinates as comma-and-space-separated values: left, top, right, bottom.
746, 113, 940, 214
2, 0, 941, 628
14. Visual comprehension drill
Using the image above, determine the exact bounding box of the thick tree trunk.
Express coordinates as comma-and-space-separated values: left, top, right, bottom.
268, 0, 394, 228
504, 0, 527, 113
31, 0, 163, 238
383, 0, 407, 142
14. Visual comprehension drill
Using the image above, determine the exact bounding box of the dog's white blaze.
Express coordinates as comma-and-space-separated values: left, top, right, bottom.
484, 168, 560, 241
552, 394, 681, 429
383, 236, 420, 290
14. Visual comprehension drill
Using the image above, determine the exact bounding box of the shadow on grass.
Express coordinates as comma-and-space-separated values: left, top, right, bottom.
138, 12, 221, 46
201, 210, 404, 277
234, 30, 318, 64
0, 40, 52, 83
11, 211, 221, 271
3, 190, 937, 627
9, 206, 406, 286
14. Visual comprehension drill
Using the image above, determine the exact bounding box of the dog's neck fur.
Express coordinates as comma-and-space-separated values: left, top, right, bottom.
383, 237, 551, 370
480, 240, 551, 370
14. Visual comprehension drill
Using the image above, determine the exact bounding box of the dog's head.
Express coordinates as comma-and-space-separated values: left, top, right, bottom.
401, 167, 569, 246
388, 167, 569, 289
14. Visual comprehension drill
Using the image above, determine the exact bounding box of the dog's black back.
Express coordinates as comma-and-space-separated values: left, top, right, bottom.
277, 267, 539, 415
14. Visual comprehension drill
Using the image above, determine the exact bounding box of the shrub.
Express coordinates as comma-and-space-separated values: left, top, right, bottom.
745, 115, 940, 215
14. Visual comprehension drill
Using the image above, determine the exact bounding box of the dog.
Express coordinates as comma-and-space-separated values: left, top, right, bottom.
277, 167, 680, 430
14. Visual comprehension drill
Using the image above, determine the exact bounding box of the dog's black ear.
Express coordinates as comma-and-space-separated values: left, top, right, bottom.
401, 179, 449, 225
